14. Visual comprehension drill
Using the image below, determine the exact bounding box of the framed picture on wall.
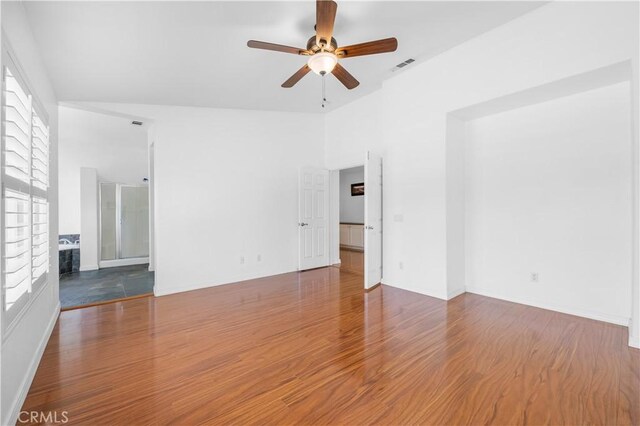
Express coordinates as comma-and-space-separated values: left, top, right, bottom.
351, 182, 365, 196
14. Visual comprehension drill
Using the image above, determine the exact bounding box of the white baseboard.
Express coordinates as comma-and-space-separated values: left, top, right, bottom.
99, 257, 149, 269
380, 279, 448, 301
446, 287, 466, 300
466, 286, 630, 326
154, 268, 298, 297
6, 302, 60, 426
79, 264, 99, 272
630, 335, 640, 349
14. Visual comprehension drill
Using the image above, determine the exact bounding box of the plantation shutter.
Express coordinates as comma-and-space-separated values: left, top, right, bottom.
2, 60, 50, 328
3, 189, 30, 314
31, 108, 49, 292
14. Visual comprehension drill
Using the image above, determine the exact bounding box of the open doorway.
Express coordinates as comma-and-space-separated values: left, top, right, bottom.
57, 105, 154, 309
329, 153, 382, 289
338, 166, 365, 275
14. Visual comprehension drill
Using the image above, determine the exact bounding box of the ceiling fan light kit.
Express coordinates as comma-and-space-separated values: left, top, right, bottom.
247, 0, 398, 93
308, 52, 338, 75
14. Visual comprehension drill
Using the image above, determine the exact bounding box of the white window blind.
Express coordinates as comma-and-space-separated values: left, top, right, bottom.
2, 60, 50, 328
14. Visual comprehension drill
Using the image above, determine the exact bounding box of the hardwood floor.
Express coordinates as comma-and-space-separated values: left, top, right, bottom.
20, 262, 639, 425
337, 248, 364, 275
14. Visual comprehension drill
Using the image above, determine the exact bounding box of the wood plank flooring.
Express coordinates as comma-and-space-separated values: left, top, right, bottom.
20, 254, 639, 425
337, 248, 364, 275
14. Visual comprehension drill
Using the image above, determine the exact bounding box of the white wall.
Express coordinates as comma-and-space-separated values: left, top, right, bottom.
339, 166, 364, 224
326, 2, 639, 310
465, 82, 632, 324
445, 115, 466, 299
75, 102, 325, 296
58, 106, 148, 235
79, 167, 99, 271
325, 90, 382, 171
1, 3, 60, 425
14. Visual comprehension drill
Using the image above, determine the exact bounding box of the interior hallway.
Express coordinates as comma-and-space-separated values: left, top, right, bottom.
21, 265, 639, 425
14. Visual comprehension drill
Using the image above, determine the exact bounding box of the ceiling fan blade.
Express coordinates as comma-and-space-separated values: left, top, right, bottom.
335, 37, 398, 58
331, 63, 359, 90
247, 40, 309, 55
282, 65, 312, 88
316, 0, 338, 48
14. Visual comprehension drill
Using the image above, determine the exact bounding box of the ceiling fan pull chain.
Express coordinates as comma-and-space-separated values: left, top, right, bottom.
322, 74, 326, 108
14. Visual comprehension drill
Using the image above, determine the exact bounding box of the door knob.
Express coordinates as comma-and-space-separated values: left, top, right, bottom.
299, 222, 309, 227
366, 225, 374, 230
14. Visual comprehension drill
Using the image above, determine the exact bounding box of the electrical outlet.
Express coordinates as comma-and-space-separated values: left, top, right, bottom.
257, 254, 262, 262
531, 272, 539, 282
240, 256, 245, 265
399, 261, 404, 270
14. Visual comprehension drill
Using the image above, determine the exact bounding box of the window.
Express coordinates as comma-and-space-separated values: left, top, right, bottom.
2, 57, 50, 328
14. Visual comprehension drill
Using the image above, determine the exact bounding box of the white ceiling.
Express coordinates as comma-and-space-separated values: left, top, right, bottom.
23, 1, 544, 113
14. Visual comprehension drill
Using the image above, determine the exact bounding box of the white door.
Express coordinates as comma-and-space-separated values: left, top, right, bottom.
299, 167, 329, 270
364, 152, 383, 289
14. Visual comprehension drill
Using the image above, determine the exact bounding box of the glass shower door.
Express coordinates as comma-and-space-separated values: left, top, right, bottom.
100, 183, 149, 261
100, 183, 117, 261
120, 186, 149, 258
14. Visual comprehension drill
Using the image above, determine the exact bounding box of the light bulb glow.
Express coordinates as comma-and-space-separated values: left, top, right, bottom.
307, 52, 338, 75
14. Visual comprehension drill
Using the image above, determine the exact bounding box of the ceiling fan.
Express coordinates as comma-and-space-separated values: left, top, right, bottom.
247, 0, 398, 90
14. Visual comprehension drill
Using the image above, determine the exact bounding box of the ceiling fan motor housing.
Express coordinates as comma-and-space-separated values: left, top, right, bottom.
307, 36, 338, 53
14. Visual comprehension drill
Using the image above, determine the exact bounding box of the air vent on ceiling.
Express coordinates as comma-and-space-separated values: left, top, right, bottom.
391, 58, 415, 72
131, 120, 143, 126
